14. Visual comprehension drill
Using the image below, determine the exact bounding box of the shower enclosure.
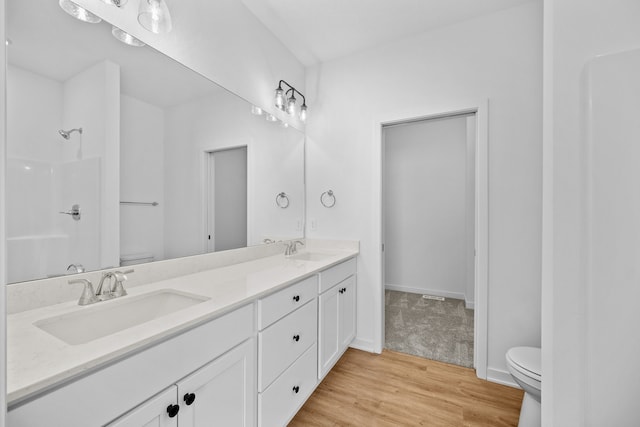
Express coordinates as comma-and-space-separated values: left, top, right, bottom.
6, 61, 120, 282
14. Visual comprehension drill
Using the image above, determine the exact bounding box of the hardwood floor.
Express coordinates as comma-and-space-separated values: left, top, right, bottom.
289, 349, 523, 427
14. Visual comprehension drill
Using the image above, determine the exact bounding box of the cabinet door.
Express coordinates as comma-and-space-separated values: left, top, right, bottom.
107, 386, 178, 427
177, 338, 256, 427
338, 275, 357, 349
318, 285, 340, 379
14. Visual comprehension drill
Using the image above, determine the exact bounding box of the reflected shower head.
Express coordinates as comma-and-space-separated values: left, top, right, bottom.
59, 128, 83, 140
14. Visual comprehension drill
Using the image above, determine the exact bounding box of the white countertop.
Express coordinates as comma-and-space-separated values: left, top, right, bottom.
7, 249, 358, 405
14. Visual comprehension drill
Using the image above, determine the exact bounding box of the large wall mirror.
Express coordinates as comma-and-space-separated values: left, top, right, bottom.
5, 1, 305, 284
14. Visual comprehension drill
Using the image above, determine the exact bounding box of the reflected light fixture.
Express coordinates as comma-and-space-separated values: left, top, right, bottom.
58, 0, 102, 23
274, 80, 308, 122
138, 0, 173, 34
100, 0, 128, 6
251, 105, 264, 116
112, 26, 145, 47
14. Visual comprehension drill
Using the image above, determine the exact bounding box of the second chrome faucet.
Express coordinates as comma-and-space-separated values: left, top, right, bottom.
69, 269, 134, 306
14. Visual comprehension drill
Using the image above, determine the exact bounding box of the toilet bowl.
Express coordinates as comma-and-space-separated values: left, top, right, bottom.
506, 346, 541, 427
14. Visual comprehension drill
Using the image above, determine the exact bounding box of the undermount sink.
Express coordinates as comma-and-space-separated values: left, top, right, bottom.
34, 289, 210, 345
289, 252, 335, 262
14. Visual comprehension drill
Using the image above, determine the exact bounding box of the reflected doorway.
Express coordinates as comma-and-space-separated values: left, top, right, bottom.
206, 146, 247, 252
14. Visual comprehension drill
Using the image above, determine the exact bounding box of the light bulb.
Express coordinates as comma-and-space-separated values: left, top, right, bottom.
286, 94, 296, 116
112, 26, 145, 47
299, 104, 307, 122
59, 0, 102, 23
138, 0, 172, 34
274, 88, 284, 109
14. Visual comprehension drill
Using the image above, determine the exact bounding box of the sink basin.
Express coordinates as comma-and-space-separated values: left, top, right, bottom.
34, 289, 210, 345
289, 252, 335, 262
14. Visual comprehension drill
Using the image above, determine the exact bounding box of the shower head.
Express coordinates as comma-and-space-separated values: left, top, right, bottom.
59, 128, 83, 140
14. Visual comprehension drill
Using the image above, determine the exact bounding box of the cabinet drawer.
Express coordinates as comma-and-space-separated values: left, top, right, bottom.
258, 275, 317, 330
319, 257, 356, 294
258, 343, 318, 427
258, 299, 317, 392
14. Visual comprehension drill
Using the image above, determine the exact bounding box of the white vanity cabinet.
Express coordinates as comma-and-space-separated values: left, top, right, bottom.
109, 338, 255, 427
318, 259, 357, 379
7, 304, 255, 427
257, 276, 319, 427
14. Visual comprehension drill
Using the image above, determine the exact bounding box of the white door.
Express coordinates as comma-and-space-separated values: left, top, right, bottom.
338, 276, 357, 349
207, 147, 248, 252
107, 386, 178, 427
177, 338, 256, 427
318, 285, 340, 379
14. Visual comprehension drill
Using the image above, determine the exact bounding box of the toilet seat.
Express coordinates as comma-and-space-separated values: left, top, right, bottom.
506, 346, 541, 382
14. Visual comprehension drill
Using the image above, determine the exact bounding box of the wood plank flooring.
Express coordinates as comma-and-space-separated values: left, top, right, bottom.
289, 349, 523, 427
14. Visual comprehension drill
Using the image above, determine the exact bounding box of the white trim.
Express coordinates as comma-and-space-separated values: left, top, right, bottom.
349, 338, 377, 353
373, 99, 489, 379
487, 367, 519, 389
385, 284, 468, 303
465, 300, 475, 310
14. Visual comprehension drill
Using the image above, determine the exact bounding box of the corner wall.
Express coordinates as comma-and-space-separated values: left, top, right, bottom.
305, 1, 542, 380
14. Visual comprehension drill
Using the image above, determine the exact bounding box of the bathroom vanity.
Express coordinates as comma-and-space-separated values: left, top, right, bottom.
6, 244, 358, 426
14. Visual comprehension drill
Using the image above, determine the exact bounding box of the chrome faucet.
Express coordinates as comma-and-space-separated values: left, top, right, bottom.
285, 240, 305, 256
67, 263, 85, 274
96, 272, 116, 300
111, 269, 133, 297
68, 279, 98, 306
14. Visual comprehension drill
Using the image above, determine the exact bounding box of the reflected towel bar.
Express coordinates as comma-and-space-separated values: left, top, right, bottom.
120, 201, 159, 206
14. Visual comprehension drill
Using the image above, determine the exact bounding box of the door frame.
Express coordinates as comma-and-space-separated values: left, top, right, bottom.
201, 144, 250, 253
373, 99, 489, 379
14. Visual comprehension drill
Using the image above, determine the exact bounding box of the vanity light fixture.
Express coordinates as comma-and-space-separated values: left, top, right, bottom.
112, 26, 145, 47
58, 0, 102, 23
138, 0, 173, 34
274, 80, 308, 122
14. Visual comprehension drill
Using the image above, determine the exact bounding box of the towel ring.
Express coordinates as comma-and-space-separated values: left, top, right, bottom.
276, 192, 290, 209
320, 190, 336, 208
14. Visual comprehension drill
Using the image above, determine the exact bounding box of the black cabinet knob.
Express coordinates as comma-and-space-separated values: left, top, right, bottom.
183, 392, 196, 406
293, 334, 300, 342
293, 295, 300, 302
292, 385, 300, 394
166, 404, 180, 418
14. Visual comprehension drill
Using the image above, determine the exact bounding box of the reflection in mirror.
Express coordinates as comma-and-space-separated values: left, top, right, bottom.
6, 1, 304, 283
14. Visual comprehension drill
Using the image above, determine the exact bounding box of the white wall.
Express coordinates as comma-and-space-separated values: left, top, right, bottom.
542, 0, 640, 424
306, 1, 542, 380
74, 0, 305, 129
383, 116, 469, 302
1, 1, 9, 420
120, 94, 165, 263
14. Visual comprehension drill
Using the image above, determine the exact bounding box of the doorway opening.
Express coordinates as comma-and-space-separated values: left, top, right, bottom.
206, 146, 248, 252
376, 101, 488, 377
382, 113, 475, 368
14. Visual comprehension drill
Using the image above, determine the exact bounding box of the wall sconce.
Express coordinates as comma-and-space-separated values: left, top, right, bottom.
274, 80, 308, 122
58, 0, 172, 47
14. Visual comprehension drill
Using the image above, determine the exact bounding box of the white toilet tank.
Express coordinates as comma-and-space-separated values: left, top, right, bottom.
120, 252, 154, 267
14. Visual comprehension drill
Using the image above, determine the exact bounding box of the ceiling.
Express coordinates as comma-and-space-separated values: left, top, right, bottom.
242, 0, 536, 66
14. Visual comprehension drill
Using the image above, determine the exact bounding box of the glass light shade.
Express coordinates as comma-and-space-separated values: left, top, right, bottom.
265, 113, 278, 122
299, 104, 307, 122
101, 0, 128, 6
251, 105, 263, 115
112, 26, 145, 47
274, 88, 285, 109
138, 0, 172, 34
59, 0, 102, 23
286, 95, 296, 116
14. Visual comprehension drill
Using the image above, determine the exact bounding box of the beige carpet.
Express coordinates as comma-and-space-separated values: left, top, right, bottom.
384, 289, 474, 368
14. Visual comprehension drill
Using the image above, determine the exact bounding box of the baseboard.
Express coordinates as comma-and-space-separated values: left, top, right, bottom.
486, 367, 519, 388
385, 283, 472, 304
465, 299, 475, 309
349, 337, 378, 354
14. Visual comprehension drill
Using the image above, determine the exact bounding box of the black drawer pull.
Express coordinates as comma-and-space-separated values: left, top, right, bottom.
293, 334, 300, 342
293, 295, 300, 302
167, 404, 180, 418
184, 392, 196, 406
292, 385, 300, 394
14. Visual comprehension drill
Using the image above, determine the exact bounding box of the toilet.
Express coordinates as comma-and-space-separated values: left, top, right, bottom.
120, 252, 154, 267
506, 346, 541, 427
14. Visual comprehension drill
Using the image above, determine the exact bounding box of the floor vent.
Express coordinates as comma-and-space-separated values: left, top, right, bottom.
422, 294, 445, 301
